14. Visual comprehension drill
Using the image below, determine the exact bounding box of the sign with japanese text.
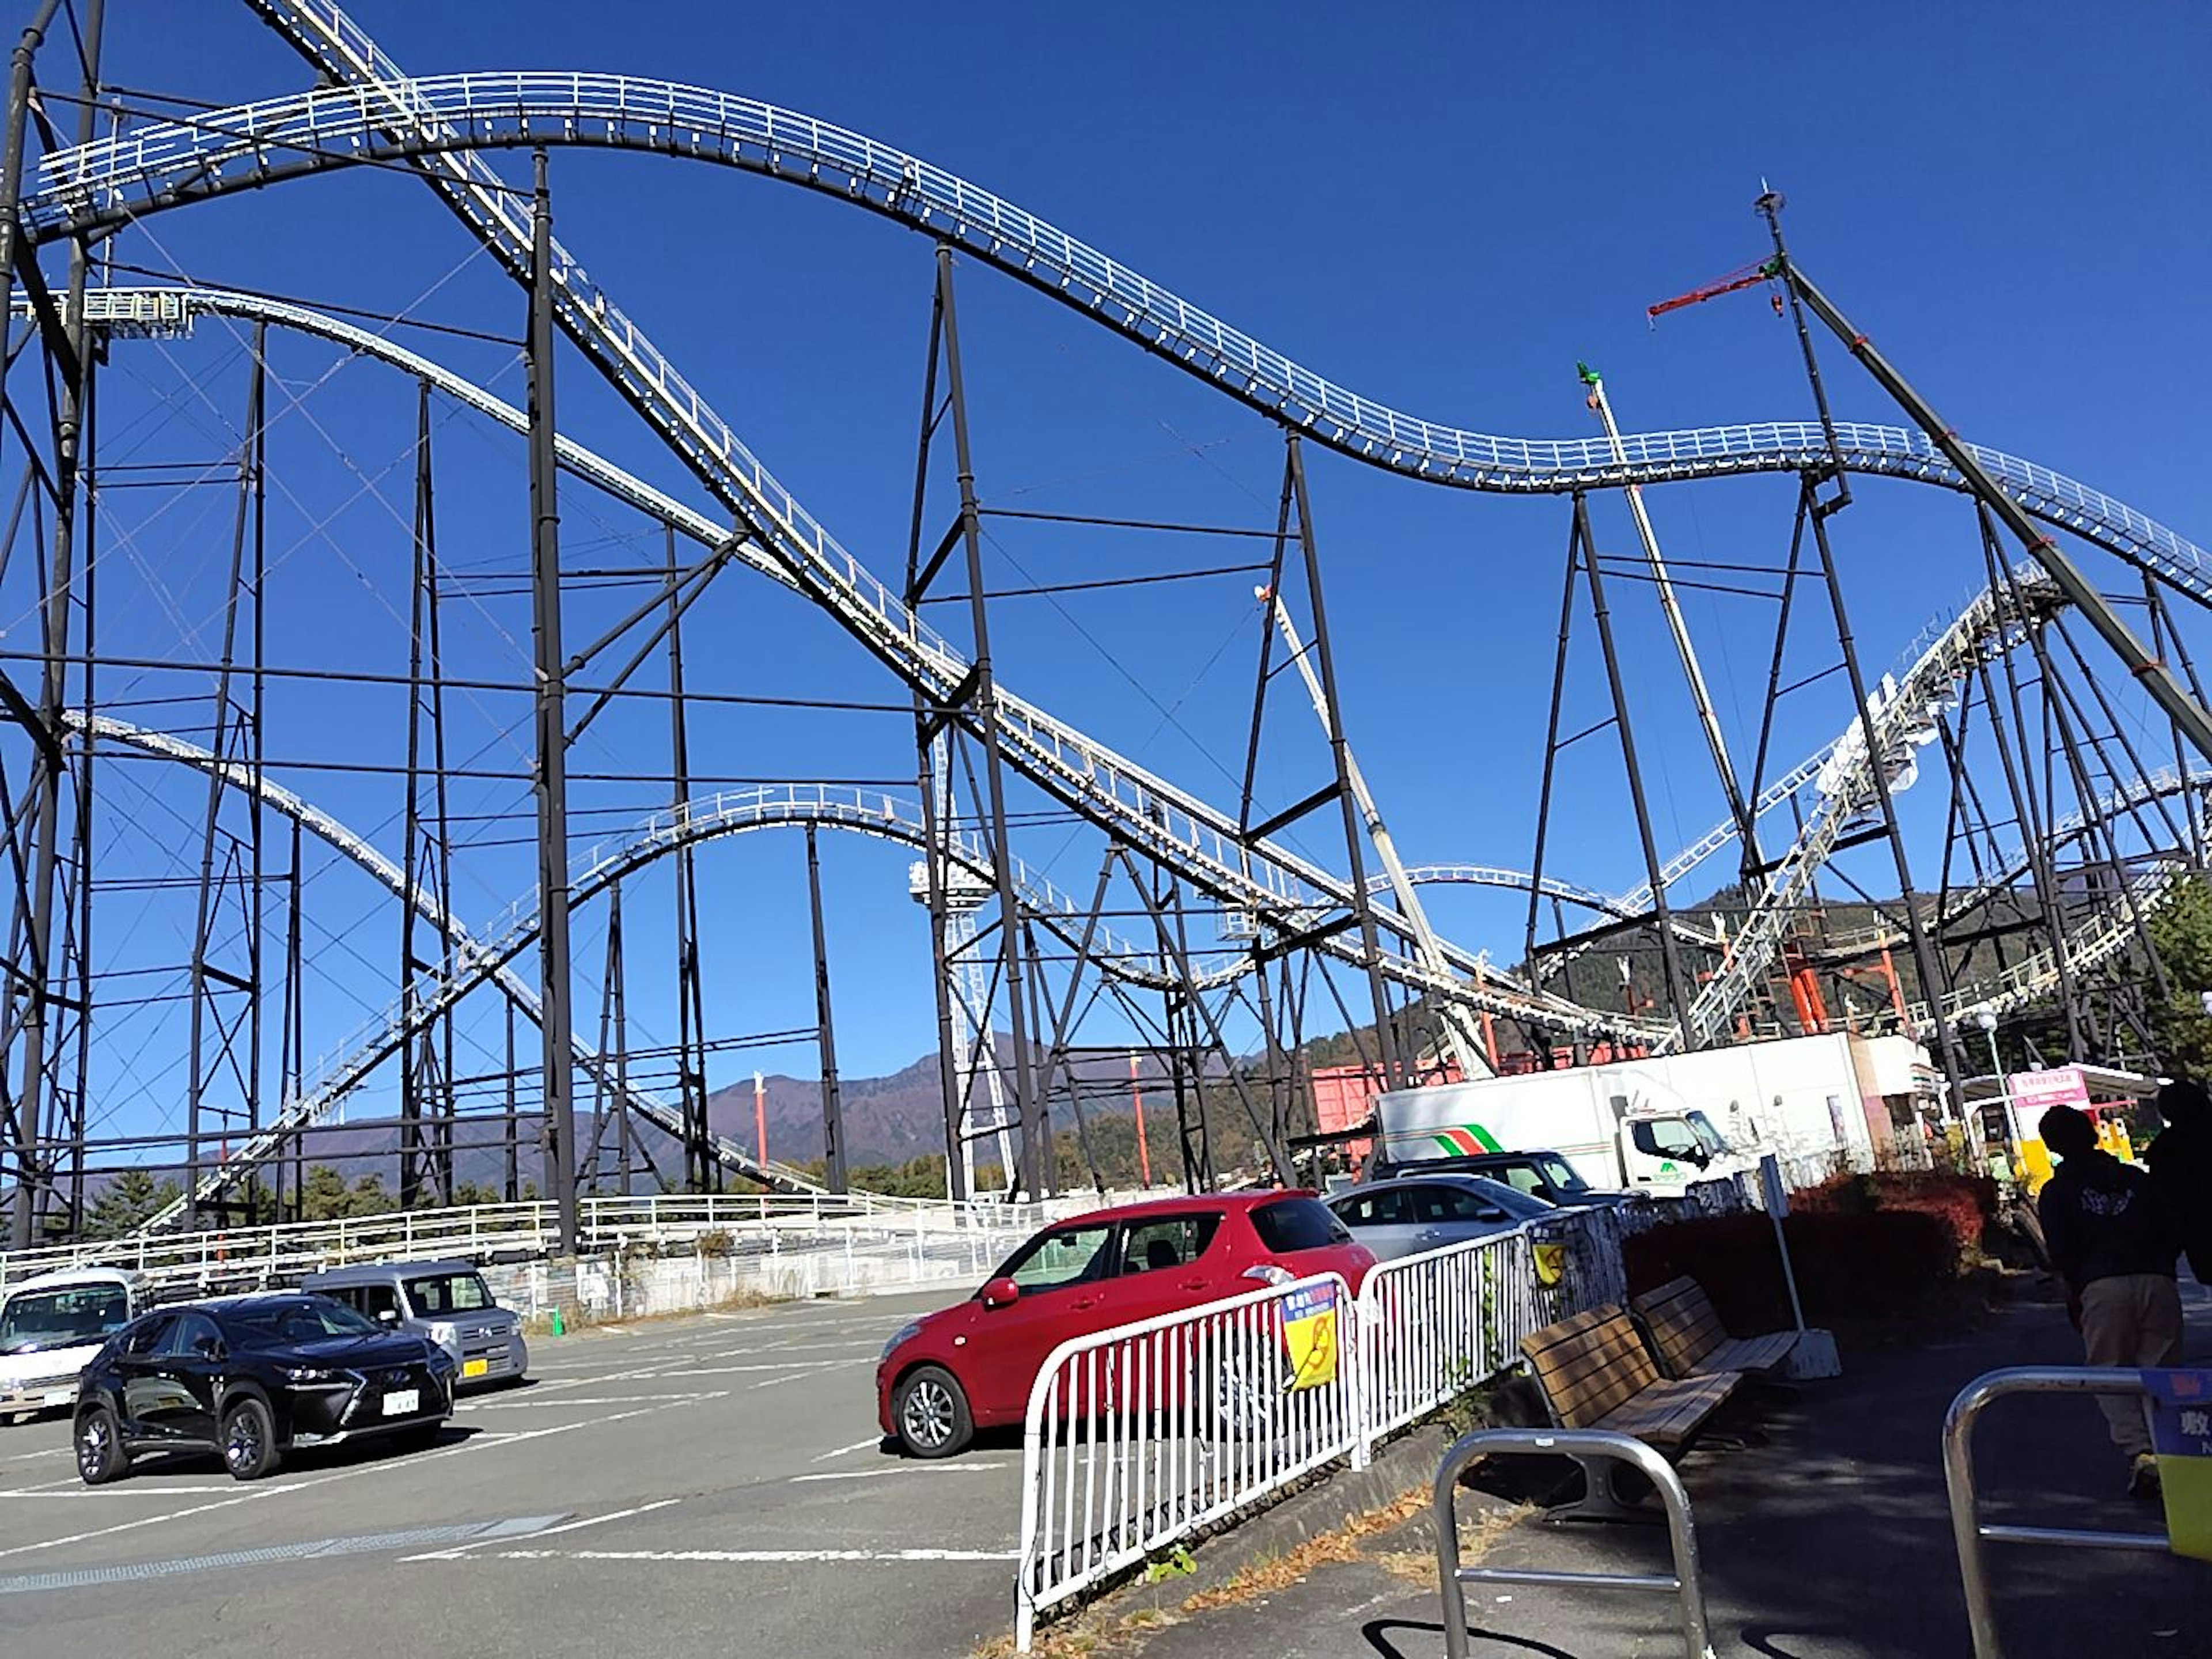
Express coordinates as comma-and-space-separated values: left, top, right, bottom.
2147, 1368, 2212, 1562
1280, 1282, 1339, 1392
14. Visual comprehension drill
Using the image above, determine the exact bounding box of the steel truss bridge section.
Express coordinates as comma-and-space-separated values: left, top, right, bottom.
22, 59, 2211, 601
40, 285, 1633, 1057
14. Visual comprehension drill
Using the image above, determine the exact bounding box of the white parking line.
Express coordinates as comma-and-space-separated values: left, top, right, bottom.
788, 1462, 1005, 1483
0, 1485, 238, 1498
807, 1437, 883, 1463
0, 1393, 722, 1560
470, 1547, 1018, 1563
648, 1361, 853, 1380
401, 1497, 681, 1561
751, 1363, 868, 1391
459, 1394, 707, 1412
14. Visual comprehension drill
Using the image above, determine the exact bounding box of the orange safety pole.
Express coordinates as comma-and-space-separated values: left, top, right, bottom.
1129, 1052, 1152, 1189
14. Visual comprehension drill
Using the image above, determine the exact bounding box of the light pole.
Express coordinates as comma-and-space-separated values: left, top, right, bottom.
1971, 1007, 2009, 1179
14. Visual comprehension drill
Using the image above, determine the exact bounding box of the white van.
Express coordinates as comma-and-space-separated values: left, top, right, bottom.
0, 1268, 147, 1423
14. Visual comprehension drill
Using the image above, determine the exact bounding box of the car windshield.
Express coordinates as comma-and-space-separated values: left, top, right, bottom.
1531, 1153, 1591, 1194
232, 1299, 382, 1343
1687, 1111, 1733, 1156
403, 1272, 493, 1316
0, 1284, 130, 1355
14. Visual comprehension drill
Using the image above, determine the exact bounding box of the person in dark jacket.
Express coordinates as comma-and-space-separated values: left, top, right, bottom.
2146, 1078, 2212, 1285
2037, 1104, 2182, 1497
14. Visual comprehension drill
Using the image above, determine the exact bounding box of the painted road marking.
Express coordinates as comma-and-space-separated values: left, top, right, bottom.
808, 1437, 883, 1463
0, 1514, 563, 1595
788, 1462, 1005, 1483
401, 1498, 680, 1562
0, 1393, 721, 1560
463, 1547, 1019, 1563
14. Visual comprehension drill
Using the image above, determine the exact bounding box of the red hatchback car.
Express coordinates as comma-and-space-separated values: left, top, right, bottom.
876, 1191, 1374, 1457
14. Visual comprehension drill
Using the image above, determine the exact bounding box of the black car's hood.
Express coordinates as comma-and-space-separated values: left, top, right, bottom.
266, 1332, 434, 1369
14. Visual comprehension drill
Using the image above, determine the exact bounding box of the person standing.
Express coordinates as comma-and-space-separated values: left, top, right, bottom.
2036, 1104, 2183, 1498
2147, 1078, 2212, 1285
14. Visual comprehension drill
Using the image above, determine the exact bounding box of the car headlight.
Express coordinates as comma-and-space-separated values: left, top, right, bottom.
280, 1365, 340, 1384
880, 1321, 922, 1363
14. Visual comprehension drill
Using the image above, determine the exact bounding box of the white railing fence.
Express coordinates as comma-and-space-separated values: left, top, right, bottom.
1015, 1271, 1361, 1648
1013, 1159, 1851, 1646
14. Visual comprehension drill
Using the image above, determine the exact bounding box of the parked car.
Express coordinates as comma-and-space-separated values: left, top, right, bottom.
0, 1268, 147, 1424
1325, 1173, 1557, 1262
73, 1292, 456, 1484
298, 1259, 528, 1388
876, 1191, 1373, 1459
1374, 1149, 1637, 1209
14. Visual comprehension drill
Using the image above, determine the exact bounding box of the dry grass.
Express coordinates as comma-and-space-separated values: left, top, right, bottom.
1372, 1502, 1531, 1589
975, 1483, 1535, 1659
524, 1284, 779, 1338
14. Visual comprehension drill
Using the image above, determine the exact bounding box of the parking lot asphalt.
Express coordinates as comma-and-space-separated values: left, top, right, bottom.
0, 1291, 1025, 1659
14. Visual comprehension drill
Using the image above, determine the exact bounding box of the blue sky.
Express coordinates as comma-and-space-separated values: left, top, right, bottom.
23, 0, 2210, 1158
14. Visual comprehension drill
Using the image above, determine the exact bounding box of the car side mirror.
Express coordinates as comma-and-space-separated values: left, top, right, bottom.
376, 1308, 399, 1324
980, 1276, 1021, 1310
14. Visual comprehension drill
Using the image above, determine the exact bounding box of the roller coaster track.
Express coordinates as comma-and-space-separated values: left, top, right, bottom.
32, 283, 1628, 1062
20, 49, 2209, 601
14, 10, 2200, 1096
64, 715, 841, 1214
1672, 574, 2073, 1051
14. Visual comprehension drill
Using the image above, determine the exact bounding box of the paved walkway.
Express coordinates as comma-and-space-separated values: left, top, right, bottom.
1131, 1281, 2212, 1659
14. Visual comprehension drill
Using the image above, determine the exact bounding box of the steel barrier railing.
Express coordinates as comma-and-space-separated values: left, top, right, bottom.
1014, 1271, 1361, 1649
1433, 1427, 1715, 1659
1942, 1366, 2179, 1659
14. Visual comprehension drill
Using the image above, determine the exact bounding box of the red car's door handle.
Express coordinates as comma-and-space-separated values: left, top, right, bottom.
1178, 1278, 1209, 1293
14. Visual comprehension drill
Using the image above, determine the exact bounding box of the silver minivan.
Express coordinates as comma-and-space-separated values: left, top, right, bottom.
299, 1259, 528, 1388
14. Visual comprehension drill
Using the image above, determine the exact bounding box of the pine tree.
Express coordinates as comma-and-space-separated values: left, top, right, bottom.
83, 1169, 181, 1239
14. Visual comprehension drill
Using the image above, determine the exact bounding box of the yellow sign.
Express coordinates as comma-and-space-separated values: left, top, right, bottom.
1532, 1243, 1569, 1289
2149, 1370, 2212, 1562
1281, 1283, 1339, 1391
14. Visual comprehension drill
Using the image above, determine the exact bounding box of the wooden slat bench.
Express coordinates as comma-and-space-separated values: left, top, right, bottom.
1519, 1305, 1740, 1517
1631, 1276, 1800, 1381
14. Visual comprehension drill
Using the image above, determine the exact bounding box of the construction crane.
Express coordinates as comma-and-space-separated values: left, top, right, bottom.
1577, 362, 1764, 881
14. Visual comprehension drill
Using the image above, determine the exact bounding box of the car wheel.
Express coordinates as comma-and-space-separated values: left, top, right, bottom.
74, 1405, 128, 1486
219, 1395, 280, 1482
893, 1365, 973, 1459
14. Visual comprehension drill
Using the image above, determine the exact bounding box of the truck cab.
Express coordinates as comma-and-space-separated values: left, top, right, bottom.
0, 1268, 147, 1423
1619, 1108, 1742, 1190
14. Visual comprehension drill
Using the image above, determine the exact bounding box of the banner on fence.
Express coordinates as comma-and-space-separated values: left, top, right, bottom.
1281, 1281, 1339, 1391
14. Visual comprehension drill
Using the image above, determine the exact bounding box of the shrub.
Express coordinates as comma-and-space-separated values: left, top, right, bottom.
1622, 1209, 1962, 1329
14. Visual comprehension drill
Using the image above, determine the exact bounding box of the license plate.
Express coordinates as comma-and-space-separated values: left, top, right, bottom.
381, 1389, 420, 1416
462, 1358, 488, 1380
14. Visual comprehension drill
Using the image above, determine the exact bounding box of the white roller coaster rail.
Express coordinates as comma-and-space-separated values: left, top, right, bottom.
1673, 574, 2069, 1050
22, 54, 2212, 602
7, 4, 2197, 1167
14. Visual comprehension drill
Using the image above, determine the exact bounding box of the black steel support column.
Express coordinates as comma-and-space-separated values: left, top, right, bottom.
1283, 435, 1404, 1089
805, 825, 847, 1194
1801, 478, 1973, 1118
663, 526, 716, 1194
1573, 493, 1694, 1042
930, 247, 1043, 1199
526, 149, 579, 1255
6, 0, 92, 1247
1762, 196, 2212, 764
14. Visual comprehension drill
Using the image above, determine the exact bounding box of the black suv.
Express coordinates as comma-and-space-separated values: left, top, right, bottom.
1374, 1149, 1635, 1209
73, 1293, 456, 1484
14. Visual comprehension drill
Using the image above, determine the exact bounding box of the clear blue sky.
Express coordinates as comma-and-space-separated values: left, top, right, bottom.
33, 0, 2211, 1156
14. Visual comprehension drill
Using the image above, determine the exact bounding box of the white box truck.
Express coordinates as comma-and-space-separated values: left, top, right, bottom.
1371, 1032, 1927, 1196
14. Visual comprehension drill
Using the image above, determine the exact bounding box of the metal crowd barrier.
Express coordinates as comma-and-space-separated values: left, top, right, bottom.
1942, 1366, 2175, 1659
1433, 1427, 1715, 1659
